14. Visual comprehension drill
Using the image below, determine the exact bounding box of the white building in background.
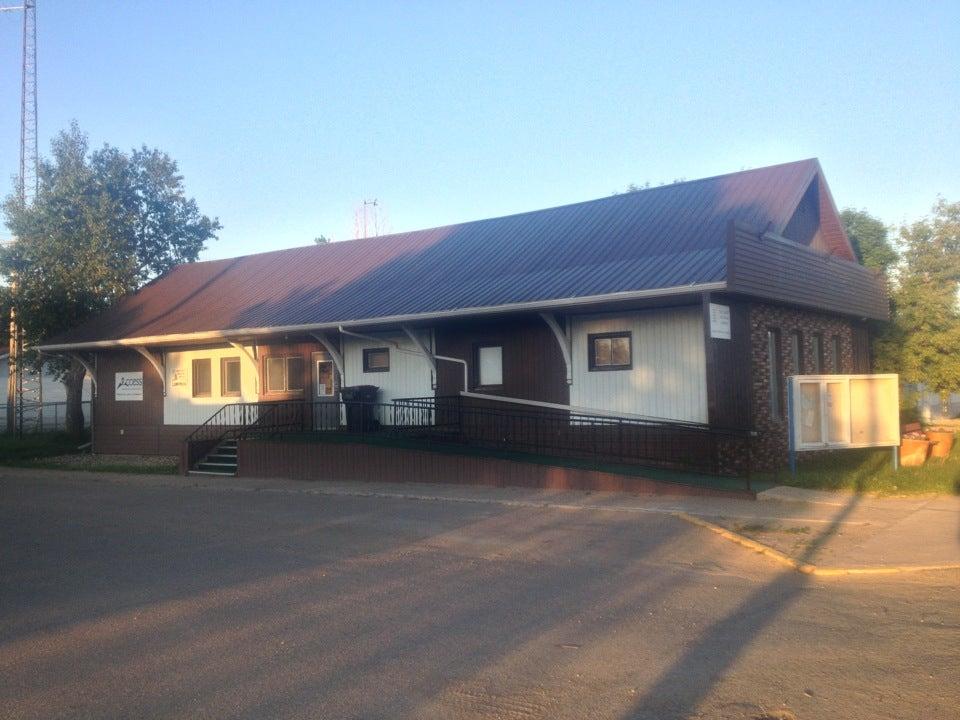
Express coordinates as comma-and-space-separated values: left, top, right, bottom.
0, 357, 93, 405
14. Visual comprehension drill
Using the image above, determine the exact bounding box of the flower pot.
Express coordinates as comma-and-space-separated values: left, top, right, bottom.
926, 430, 955, 459
899, 438, 930, 467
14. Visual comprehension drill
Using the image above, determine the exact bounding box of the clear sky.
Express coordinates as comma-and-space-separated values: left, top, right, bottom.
0, 1, 957, 260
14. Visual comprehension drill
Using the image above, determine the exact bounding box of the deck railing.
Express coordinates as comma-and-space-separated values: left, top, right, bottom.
190, 395, 750, 476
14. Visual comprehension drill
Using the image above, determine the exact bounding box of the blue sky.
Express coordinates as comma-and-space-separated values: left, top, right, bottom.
0, 1, 957, 260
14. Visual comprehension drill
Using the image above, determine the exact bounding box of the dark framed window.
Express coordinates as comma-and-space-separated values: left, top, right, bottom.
588, 332, 632, 371
265, 356, 304, 393
363, 347, 390, 373
811, 333, 824, 374
830, 335, 842, 373
767, 329, 783, 419
789, 331, 804, 375
192, 358, 212, 398
473, 344, 504, 387
221, 357, 241, 397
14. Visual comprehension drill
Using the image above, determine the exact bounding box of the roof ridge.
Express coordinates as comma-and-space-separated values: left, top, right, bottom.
189, 158, 820, 267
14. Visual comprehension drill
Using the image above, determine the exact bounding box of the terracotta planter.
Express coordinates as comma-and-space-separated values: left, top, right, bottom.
927, 430, 955, 459
900, 438, 930, 467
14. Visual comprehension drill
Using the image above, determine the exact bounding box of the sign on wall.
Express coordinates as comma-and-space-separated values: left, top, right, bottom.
170, 368, 187, 388
708, 303, 731, 340
115, 371, 144, 401
788, 374, 899, 451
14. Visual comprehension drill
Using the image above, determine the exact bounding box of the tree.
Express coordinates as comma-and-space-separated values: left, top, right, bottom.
313, 235, 331, 245
875, 199, 960, 415
840, 208, 898, 277
1, 123, 220, 436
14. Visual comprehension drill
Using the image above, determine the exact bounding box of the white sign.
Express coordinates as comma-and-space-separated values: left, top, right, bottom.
115, 371, 144, 401
708, 303, 731, 340
171, 368, 187, 388
789, 374, 899, 450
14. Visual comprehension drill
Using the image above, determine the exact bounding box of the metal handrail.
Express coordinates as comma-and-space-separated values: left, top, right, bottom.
219, 395, 751, 475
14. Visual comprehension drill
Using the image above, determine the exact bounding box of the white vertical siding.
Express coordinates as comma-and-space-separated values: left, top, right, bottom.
163, 346, 259, 425
570, 308, 707, 423
342, 331, 434, 408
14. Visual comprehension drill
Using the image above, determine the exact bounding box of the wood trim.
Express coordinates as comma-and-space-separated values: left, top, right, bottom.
220, 356, 241, 397
586, 331, 633, 371
191, 358, 212, 398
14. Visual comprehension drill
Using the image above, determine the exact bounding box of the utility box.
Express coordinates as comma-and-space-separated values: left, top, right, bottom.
788, 374, 899, 451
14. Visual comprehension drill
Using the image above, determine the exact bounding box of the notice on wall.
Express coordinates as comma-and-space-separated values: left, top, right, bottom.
170, 368, 187, 388
115, 371, 144, 401
708, 303, 731, 340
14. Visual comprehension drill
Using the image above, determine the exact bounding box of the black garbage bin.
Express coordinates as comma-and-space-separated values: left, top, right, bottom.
340, 385, 380, 432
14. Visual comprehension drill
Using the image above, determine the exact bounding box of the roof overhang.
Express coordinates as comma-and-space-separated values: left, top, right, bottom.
37, 281, 726, 352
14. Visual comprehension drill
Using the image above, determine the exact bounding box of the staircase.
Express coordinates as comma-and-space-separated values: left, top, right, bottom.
188, 439, 238, 477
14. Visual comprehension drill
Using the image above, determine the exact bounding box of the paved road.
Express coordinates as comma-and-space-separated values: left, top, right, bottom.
1, 473, 957, 719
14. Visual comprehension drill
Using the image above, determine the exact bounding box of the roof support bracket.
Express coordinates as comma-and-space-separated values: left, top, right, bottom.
309, 332, 345, 383
400, 324, 438, 388
65, 352, 98, 397
539, 312, 573, 385
228, 341, 259, 394
133, 346, 166, 396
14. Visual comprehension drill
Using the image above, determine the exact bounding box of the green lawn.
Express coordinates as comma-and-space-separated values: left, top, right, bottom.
0, 432, 177, 475
754, 442, 960, 495
0, 432, 88, 463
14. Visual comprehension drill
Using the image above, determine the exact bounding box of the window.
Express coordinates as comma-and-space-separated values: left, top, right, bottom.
475, 345, 503, 387
265, 356, 304, 393
363, 347, 390, 373
588, 332, 632, 371
221, 357, 241, 397
767, 329, 783, 419
830, 335, 842, 373
789, 331, 804, 375
316, 360, 334, 397
192, 358, 212, 398
811, 333, 824, 374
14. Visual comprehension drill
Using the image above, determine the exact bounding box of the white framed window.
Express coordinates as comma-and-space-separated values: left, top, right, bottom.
476, 345, 503, 386
265, 356, 304, 393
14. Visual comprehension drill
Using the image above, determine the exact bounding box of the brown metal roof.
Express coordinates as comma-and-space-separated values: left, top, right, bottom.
44, 159, 855, 347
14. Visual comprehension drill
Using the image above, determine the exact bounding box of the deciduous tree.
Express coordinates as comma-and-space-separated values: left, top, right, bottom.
1, 123, 220, 436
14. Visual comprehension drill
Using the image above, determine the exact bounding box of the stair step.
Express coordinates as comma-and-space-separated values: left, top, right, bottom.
198, 461, 237, 469
206, 453, 237, 461
220, 440, 238, 447
188, 469, 237, 477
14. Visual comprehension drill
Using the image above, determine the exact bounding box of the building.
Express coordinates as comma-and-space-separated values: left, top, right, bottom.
1, 355, 93, 431
38, 159, 887, 487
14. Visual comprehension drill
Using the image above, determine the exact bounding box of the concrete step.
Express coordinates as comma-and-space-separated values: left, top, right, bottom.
206, 453, 237, 462
198, 461, 237, 470
188, 469, 237, 477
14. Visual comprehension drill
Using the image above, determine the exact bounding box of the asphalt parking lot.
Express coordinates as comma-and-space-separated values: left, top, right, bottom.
1, 471, 957, 719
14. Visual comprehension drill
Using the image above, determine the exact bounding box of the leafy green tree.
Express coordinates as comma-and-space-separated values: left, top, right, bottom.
840, 208, 898, 277
875, 199, 960, 415
313, 235, 331, 245
1, 123, 220, 436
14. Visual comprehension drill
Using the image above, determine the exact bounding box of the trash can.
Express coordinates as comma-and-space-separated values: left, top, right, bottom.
341, 385, 379, 432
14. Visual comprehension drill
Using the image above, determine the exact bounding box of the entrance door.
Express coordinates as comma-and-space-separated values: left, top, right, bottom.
313, 353, 340, 430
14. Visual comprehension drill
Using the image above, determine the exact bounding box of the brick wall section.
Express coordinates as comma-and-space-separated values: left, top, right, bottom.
748, 303, 859, 471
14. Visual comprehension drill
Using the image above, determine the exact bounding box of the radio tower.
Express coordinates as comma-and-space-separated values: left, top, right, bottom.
3, 0, 40, 435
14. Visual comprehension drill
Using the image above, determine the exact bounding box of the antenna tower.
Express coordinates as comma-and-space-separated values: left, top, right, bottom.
2, 0, 41, 435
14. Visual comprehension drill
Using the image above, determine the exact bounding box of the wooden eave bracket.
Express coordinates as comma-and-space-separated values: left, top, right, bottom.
228, 341, 260, 394
65, 351, 98, 397
309, 332, 345, 383
400, 324, 438, 389
132, 346, 166, 396
539, 312, 573, 385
